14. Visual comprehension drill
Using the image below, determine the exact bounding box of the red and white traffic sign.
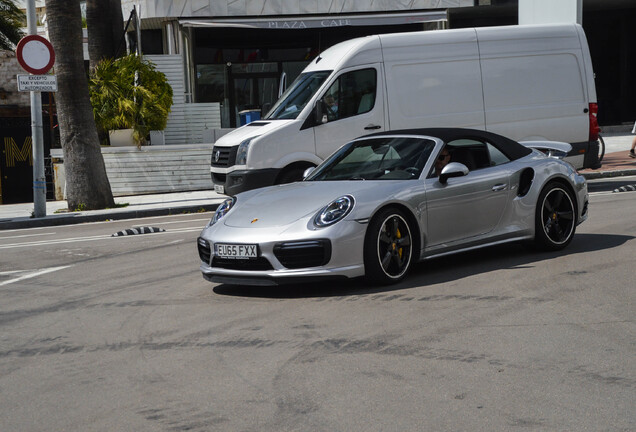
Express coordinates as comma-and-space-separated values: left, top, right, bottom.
16, 35, 55, 75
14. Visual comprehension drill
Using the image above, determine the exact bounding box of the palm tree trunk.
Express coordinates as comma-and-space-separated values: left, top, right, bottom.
87, 0, 124, 72
45, 0, 115, 210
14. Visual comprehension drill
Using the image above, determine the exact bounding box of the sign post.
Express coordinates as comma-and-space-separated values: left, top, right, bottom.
15, 1, 56, 218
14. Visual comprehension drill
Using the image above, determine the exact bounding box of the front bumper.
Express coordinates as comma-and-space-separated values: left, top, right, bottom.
200, 267, 354, 286
574, 172, 589, 224
211, 168, 280, 196
197, 220, 367, 286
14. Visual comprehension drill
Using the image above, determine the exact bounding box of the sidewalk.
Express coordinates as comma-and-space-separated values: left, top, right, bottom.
579, 150, 636, 179
1, 138, 635, 231
0, 190, 227, 230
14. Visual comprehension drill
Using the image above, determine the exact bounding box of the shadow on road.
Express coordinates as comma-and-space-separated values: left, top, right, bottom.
212, 233, 633, 299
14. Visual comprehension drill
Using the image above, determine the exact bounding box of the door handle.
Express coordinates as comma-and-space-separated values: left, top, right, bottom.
492, 183, 507, 192
364, 124, 382, 130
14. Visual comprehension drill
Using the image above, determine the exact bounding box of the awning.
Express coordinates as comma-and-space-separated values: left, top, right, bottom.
179, 10, 447, 30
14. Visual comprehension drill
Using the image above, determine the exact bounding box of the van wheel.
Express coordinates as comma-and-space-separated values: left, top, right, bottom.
276, 166, 313, 184
534, 181, 576, 251
363, 208, 413, 285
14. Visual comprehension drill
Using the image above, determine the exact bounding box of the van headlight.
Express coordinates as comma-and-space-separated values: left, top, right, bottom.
206, 197, 236, 227
236, 138, 254, 165
313, 195, 354, 227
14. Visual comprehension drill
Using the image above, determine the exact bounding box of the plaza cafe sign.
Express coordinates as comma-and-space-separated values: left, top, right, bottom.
268, 18, 353, 29
179, 11, 447, 30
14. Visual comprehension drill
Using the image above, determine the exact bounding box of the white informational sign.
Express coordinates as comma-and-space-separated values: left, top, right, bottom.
17, 74, 57, 92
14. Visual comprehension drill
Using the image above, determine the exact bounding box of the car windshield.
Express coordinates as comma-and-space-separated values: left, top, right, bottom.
264, 71, 331, 120
306, 137, 436, 181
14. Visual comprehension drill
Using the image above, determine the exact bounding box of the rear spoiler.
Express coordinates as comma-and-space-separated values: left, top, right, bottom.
520, 141, 572, 159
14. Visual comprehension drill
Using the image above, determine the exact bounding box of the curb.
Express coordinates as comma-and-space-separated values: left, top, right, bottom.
0, 203, 219, 230
580, 168, 636, 180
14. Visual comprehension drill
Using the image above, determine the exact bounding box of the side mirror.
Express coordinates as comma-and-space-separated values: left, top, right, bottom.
303, 167, 315, 179
439, 162, 469, 184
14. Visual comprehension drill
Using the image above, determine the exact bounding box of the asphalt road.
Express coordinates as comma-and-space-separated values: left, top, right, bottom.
0, 189, 634, 431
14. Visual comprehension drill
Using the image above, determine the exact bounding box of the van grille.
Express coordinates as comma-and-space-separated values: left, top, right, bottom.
274, 240, 331, 269
211, 145, 238, 168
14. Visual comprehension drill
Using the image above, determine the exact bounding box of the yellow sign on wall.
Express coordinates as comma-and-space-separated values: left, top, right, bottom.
4, 137, 33, 167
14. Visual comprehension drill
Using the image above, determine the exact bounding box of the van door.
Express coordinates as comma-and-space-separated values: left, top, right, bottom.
313, 66, 385, 159
476, 25, 590, 144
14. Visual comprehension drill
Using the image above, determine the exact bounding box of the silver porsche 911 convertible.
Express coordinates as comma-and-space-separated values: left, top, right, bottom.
198, 128, 588, 286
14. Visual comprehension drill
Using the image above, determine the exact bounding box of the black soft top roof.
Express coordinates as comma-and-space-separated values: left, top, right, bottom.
365, 128, 532, 161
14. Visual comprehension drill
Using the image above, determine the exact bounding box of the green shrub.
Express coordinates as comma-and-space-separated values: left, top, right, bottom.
89, 54, 173, 146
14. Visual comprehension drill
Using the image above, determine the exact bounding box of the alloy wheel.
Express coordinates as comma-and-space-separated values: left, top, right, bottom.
541, 187, 575, 245
377, 214, 412, 278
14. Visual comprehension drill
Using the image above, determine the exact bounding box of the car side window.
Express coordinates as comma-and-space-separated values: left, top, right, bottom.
486, 143, 510, 166
322, 68, 377, 122
445, 138, 510, 170
446, 139, 488, 171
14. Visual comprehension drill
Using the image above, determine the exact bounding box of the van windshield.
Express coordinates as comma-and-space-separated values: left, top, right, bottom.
264, 71, 331, 120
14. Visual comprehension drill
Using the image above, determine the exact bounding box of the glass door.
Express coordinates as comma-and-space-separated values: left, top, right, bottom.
229, 63, 279, 127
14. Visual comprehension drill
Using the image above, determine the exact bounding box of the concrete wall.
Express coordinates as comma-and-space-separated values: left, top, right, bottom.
0, 51, 30, 108
52, 144, 214, 197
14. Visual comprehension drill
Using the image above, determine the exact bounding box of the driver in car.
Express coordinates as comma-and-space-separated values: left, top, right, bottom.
324, 94, 338, 120
434, 147, 451, 177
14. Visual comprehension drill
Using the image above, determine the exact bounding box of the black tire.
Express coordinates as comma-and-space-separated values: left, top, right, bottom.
597, 135, 606, 163
534, 181, 577, 251
364, 208, 414, 284
276, 166, 313, 185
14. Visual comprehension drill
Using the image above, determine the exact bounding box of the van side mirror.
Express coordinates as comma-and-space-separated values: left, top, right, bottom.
315, 100, 327, 125
439, 162, 469, 184
303, 167, 315, 179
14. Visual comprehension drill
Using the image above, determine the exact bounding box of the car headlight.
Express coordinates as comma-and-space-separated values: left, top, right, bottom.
236, 138, 254, 165
207, 197, 236, 227
314, 195, 354, 227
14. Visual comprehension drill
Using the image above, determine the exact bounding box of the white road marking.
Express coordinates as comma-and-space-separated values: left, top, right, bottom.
0, 265, 72, 287
0, 213, 212, 234
0, 233, 113, 249
0, 232, 56, 240
0, 227, 202, 250
150, 218, 210, 226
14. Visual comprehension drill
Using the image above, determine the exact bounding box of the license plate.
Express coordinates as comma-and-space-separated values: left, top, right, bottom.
214, 184, 225, 194
215, 243, 258, 259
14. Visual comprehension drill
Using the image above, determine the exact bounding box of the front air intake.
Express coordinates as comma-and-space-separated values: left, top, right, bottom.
197, 237, 211, 265
274, 240, 331, 269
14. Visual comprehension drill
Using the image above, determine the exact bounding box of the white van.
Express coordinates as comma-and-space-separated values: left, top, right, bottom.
211, 23, 600, 196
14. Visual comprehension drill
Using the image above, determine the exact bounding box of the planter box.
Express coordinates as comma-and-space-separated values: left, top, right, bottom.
51, 144, 214, 198
109, 129, 135, 147
150, 130, 165, 145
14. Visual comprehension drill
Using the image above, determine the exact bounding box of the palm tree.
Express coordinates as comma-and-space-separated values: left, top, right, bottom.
86, 0, 124, 71
45, 0, 115, 210
0, 0, 24, 50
